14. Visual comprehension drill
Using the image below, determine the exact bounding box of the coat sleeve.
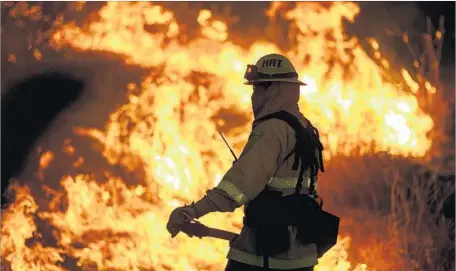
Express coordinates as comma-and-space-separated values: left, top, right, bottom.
214, 119, 287, 204
192, 119, 288, 217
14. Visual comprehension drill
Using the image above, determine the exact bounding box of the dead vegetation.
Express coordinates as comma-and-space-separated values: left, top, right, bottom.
320, 152, 454, 271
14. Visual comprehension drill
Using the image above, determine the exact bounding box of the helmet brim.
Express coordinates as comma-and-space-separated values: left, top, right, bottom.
244, 78, 307, 86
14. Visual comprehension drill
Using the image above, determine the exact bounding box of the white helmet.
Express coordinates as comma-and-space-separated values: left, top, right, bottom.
244, 53, 305, 85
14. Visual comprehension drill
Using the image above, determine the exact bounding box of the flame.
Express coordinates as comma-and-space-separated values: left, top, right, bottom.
2, 1, 437, 270
51, 1, 433, 158
1, 184, 65, 271
38, 151, 54, 179
4, 178, 372, 271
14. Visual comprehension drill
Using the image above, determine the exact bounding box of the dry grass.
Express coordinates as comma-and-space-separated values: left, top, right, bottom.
319, 153, 454, 271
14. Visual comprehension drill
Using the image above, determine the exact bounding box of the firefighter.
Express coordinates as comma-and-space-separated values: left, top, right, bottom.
167, 54, 327, 271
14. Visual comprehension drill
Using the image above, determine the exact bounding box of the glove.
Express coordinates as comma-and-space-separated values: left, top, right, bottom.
166, 195, 222, 238
166, 205, 197, 238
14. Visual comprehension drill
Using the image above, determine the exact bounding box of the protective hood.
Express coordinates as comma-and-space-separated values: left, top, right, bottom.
251, 82, 307, 127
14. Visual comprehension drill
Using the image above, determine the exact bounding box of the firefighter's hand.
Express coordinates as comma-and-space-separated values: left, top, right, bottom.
166, 206, 197, 238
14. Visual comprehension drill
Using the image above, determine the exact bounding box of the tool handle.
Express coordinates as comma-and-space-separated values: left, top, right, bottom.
179, 222, 238, 242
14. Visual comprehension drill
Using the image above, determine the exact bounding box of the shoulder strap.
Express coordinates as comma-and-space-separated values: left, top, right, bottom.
254, 111, 325, 197
255, 111, 306, 168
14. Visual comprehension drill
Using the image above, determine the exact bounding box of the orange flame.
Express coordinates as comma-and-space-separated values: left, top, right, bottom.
37, 151, 54, 179
1, 184, 65, 271
2, 1, 437, 270
52, 2, 433, 158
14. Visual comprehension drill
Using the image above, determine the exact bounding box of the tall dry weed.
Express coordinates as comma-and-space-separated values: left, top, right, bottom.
319, 153, 454, 271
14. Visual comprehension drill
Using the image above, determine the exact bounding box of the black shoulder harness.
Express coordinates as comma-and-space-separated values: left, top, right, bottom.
254, 110, 325, 196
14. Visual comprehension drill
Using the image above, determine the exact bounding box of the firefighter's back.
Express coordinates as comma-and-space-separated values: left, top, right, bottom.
227, 116, 320, 270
